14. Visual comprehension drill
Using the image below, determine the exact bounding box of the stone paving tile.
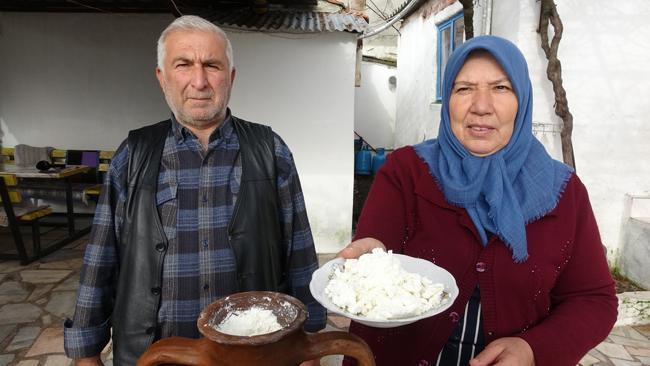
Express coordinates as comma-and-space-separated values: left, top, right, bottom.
41, 315, 52, 327
45, 291, 77, 319
626, 345, 650, 357
636, 355, 650, 364
6, 326, 40, 352
623, 326, 649, 342
25, 327, 64, 357
597, 342, 636, 361
0, 261, 23, 274
0, 354, 15, 366
634, 324, 650, 338
38, 261, 71, 270
27, 284, 54, 302
39, 249, 83, 263
0, 303, 42, 324
610, 359, 642, 366
0, 281, 30, 304
43, 354, 72, 366
16, 360, 38, 366
579, 353, 601, 366
609, 335, 650, 349
53, 276, 79, 292
65, 258, 83, 270
611, 327, 627, 337
0, 324, 16, 344
20, 269, 72, 284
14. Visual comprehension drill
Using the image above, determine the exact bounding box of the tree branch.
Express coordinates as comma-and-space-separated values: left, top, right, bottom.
459, 0, 474, 39
538, 0, 576, 169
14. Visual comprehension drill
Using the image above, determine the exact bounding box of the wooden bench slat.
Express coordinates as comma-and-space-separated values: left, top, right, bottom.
99, 150, 114, 159
0, 191, 21, 203
83, 184, 102, 197
0, 205, 51, 226
51, 150, 67, 158
0, 174, 19, 186
17, 206, 53, 221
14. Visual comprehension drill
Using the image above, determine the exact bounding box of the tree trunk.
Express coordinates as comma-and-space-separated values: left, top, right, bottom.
459, 0, 474, 39
538, 0, 576, 169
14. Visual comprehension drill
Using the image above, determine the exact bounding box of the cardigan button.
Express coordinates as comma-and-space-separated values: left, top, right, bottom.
155, 243, 166, 252
151, 287, 161, 296
475, 262, 487, 273
449, 311, 459, 323
418, 360, 430, 366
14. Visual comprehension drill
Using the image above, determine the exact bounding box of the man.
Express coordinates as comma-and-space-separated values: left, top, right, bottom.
64, 15, 326, 365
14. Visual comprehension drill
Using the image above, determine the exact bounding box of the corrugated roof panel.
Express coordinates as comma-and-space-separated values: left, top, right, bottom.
203, 9, 367, 33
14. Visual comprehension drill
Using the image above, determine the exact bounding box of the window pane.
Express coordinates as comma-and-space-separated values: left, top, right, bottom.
453, 17, 465, 49
440, 27, 451, 80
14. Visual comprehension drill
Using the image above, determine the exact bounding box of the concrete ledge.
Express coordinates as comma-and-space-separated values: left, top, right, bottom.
615, 291, 650, 326
618, 193, 650, 289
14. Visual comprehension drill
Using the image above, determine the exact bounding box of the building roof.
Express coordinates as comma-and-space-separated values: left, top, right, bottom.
0, 0, 367, 33
205, 8, 367, 33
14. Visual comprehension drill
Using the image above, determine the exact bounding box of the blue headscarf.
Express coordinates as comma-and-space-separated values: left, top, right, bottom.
414, 35, 572, 262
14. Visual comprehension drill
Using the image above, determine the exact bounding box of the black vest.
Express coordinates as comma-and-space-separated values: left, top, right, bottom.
111, 117, 286, 365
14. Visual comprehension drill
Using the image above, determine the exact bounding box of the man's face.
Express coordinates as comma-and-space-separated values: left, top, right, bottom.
156, 30, 236, 128
449, 52, 518, 157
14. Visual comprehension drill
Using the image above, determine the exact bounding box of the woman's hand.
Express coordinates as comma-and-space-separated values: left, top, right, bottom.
299, 359, 320, 366
469, 337, 534, 366
337, 237, 386, 259
75, 356, 104, 366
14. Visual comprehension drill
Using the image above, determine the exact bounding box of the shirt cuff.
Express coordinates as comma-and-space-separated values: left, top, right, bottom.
63, 317, 111, 359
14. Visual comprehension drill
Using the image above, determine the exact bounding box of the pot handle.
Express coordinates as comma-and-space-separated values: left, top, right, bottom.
136, 337, 216, 366
301, 331, 376, 366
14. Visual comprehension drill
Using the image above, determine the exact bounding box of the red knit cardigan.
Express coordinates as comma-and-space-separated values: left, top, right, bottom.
344, 146, 617, 366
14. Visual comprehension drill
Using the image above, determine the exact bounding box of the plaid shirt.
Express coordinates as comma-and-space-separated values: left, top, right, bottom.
64, 113, 326, 358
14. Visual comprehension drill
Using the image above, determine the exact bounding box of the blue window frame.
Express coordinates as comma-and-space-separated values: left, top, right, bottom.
436, 12, 465, 101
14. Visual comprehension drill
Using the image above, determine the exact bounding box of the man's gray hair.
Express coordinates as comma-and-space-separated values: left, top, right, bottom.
157, 15, 234, 72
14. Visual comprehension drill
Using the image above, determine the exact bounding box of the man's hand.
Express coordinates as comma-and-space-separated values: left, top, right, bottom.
299, 359, 320, 366
337, 237, 386, 259
74, 356, 104, 366
469, 337, 534, 366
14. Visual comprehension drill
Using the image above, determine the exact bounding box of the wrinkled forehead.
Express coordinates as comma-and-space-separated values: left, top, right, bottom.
444, 37, 530, 101
455, 49, 511, 81
163, 30, 228, 63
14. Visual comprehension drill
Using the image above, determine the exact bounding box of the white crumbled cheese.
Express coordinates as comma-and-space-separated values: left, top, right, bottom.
216, 306, 282, 336
325, 249, 446, 320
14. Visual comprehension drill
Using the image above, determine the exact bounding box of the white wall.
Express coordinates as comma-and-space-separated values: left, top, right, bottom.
0, 12, 173, 149
394, 3, 442, 147
354, 61, 396, 149
491, 0, 650, 260
0, 12, 357, 253
227, 31, 357, 253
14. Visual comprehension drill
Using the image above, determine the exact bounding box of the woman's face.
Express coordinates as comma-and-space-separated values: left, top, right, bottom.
449, 51, 518, 157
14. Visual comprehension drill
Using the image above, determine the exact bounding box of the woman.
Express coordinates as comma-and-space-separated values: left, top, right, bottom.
340, 36, 617, 366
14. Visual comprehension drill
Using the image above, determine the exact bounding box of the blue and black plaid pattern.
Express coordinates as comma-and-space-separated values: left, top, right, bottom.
64, 115, 325, 359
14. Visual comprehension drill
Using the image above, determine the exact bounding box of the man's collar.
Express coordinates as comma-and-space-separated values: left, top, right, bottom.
170, 109, 234, 143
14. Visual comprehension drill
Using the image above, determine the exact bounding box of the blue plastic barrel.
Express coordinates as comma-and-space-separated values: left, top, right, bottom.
355, 149, 372, 175
372, 148, 386, 174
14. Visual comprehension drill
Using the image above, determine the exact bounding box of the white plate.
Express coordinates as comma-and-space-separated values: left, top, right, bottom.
310, 254, 459, 328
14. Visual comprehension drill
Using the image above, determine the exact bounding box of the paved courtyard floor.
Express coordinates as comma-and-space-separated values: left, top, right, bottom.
0, 235, 648, 365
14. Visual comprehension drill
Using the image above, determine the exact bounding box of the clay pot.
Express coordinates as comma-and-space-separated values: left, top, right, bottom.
137, 291, 375, 366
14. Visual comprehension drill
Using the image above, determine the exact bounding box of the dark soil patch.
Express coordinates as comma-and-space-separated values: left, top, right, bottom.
613, 271, 645, 293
